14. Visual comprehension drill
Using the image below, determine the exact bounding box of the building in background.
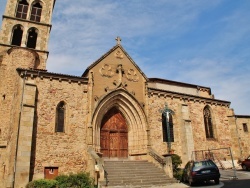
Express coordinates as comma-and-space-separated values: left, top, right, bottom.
0, 0, 249, 187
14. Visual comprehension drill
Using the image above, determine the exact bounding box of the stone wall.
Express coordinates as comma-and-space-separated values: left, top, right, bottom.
147, 90, 233, 166
24, 74, 92, 182
229, 115, 250, 160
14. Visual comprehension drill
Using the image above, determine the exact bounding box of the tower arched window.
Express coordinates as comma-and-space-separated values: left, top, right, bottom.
11, 25, 23, 46
203, 106, 214, 138
162, 113, 174, 142
16, 0, 29, 19
30, 2, 42, 22
27, 28, 38, 49
55, 102, 65, 133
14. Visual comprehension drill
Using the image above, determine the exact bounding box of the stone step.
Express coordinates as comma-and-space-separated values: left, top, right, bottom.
102, 159, 177, 187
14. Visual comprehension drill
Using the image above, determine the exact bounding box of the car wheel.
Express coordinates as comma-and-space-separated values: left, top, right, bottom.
242, 164, 247, 170
214, 179, 219, 184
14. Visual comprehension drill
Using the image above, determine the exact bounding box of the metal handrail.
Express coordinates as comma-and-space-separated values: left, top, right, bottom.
103, 166, 109, 186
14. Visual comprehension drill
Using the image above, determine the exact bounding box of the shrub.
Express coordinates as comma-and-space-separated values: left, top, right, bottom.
26, 172, 94, 188
171, 154, 183, 180
171, 154, 182, 170
55, 172, 94, 188
173, 168, 184, 180
26, 179, 58, 188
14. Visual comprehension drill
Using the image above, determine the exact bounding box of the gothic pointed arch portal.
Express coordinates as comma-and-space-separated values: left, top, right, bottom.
100, 108, 128, 158
92, 89, 148, 158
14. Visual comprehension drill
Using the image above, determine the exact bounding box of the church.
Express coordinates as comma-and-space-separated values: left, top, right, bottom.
0, 0, 249, 187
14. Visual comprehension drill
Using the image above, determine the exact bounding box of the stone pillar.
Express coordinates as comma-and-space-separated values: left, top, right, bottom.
87, 126, 93, 145
180, 104, 194, 165
14, 83, 36, 188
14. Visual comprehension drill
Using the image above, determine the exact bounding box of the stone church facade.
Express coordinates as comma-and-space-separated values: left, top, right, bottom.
0, 0, 249, 187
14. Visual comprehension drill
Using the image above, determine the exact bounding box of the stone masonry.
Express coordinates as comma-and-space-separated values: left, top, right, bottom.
0, 1, 250, 188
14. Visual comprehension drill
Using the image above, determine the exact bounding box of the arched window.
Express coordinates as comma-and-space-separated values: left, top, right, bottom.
30, 2, 42, 22
55, 102, 65, 132
27, 28, 38, 49
11, 25, 23, 46
203, 106, 214, 138
162, 113, 174, 142
16, 0, 29, 19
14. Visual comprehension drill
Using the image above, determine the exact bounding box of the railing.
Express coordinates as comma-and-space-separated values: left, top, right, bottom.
148, 147, 167, 166
148, 147, 173, 178
103, 166, 109, 186
87, 147, 109, 186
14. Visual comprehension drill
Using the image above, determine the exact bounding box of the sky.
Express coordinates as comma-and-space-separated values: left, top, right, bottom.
0, 0, 249, 115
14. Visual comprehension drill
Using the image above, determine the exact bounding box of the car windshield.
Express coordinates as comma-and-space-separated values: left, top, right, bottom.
193, 160, 216, 170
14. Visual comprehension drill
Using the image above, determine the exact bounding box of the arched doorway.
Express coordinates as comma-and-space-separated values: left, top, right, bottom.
100, 108, 128, 158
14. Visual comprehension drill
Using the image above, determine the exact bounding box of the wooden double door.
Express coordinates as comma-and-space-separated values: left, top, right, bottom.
100, 108, 128, 158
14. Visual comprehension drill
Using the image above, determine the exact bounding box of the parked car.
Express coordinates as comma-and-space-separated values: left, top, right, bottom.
241, 155, 250, 170
182, 159, 220, 186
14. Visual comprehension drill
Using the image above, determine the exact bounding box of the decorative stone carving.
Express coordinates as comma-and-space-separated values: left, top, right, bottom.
126, 68, 139, 82
115, 49, 124, 59
94, 96, 99, 101
99, 64, 114, 77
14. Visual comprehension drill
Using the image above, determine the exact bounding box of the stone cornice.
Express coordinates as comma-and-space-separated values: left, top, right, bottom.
148, 87, 230, 107
3, 15, 52, 28
0, 43, 49, 54
234, 115, 250, 118
17, 68, 88, 85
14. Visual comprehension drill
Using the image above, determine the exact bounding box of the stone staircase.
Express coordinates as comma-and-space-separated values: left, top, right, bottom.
101, 159, 177, 187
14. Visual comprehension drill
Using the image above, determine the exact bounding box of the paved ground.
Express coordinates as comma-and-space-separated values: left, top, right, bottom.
105, 169, 250, 188
153, 182, 189, 188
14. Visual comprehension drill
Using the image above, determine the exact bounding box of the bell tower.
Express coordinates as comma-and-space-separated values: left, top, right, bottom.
0, 0, 56, 69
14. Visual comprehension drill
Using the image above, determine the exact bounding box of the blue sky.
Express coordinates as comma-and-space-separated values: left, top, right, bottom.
0, 0, 249, 115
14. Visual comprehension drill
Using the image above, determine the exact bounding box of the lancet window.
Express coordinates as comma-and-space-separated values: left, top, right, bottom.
203, 106, 214, 138
162, 113, 174, 142
55, 102, 65, 132
27, 28, 38, 49
11, 25, 23, 46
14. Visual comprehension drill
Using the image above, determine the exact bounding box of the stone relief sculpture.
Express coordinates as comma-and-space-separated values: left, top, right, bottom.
99, 64, 114, 77
115, 49, 124, 59
126, 68, 139, 82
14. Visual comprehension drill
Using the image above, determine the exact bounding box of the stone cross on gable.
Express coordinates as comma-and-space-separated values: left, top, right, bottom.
116, 36, 122, 45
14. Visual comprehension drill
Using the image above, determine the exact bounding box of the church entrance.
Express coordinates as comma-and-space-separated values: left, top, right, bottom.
100, 108, 128, 158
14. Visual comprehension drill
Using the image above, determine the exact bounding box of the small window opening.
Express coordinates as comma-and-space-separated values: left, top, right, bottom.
27, 28, 38, 49
16, 0, 29, 19
30, 2, 42, 22
44, 167, 58, 179
243, 123, 248, 132
11, 25, 23, 46
2, 94, 5, 100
